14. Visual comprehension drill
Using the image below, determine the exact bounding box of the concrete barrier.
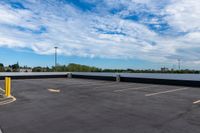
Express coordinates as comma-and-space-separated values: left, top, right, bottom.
120, 77, 200, 87
71, 73, 200, 87
0, 72, 68, 80
72, 74, 116, 81
116, 74, 120, 82
1, 72, 200, 87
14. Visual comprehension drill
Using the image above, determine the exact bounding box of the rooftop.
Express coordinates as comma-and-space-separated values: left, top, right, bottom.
0, 78, 200, 133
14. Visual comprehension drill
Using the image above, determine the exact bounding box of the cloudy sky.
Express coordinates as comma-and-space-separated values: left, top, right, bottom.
0, 0, 200, 69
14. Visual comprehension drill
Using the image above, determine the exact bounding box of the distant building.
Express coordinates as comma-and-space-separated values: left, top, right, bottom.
161, 67, 169, 72
19, 68, 32, 72
4, 67, 12, 72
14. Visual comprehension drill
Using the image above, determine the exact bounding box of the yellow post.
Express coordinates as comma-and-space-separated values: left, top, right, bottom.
5, 77, 11, 97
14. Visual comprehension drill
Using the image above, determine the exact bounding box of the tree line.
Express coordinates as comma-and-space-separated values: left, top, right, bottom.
0, 62, 20, 72
31, 63, 102, 72
1, 63, 200, 74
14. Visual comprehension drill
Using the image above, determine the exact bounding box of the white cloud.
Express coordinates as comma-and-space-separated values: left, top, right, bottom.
0, 4, 40, 30
164, 0, 200, 32
0, 0, 200, 68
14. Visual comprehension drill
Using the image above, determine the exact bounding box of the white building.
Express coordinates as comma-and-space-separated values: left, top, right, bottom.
19, 68, 32, 72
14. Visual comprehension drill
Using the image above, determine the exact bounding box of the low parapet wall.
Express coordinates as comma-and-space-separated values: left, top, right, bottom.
71, 74, 116, 81
71, 73, 200, 87
1, 72, 200, 87
120, 77, 200, 87
0, 72, 68, 80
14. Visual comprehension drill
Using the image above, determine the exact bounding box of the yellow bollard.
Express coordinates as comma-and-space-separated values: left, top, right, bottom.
5, 77, 11, 97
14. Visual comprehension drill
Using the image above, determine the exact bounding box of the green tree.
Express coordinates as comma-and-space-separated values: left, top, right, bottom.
66, 63, 101, 72
0, 63, 5, 72
11, 62, 20, 72
32, 67, 43, 72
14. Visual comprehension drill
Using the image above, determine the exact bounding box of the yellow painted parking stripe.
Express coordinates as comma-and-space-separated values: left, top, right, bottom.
145, 87, 188, 96
193, 100, 200, 104
48, 89, 60, 93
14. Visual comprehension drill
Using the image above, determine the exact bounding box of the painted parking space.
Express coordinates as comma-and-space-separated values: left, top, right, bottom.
0, 78, 200, 133
145, 87, 189, 96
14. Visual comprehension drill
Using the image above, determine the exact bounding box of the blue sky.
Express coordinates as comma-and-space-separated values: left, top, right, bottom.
0, 0, 200, 69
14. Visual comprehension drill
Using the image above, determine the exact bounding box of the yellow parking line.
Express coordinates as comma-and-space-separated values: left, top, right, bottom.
48, 89, 60, 93
193, 100, 200, 104
145, 87, 188, 96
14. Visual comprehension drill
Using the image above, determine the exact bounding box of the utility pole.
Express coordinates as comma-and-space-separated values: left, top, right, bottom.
178, 59, 181, 70
54, 46, 58, 70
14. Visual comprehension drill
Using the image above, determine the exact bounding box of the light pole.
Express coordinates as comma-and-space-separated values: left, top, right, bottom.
54, 46, 58, 70
178, 59, 181, 70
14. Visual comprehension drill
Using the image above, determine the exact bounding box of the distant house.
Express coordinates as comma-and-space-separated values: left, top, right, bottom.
4, 67, 12, 72
19, 68, 32, 72
161, 67, 169, 72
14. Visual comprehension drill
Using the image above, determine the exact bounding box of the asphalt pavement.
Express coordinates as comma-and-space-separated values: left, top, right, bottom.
0, 78, 200, 133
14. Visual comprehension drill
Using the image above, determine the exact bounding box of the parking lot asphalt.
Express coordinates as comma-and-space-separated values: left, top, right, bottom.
0, 78, 200, 133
